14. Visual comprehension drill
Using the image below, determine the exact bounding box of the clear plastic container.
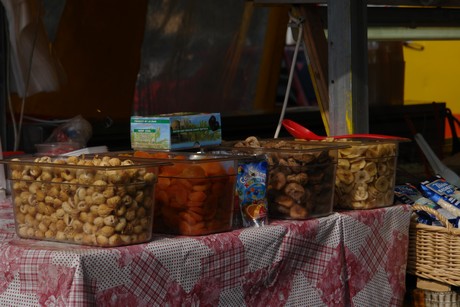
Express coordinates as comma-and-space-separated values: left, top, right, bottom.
217, 138, 344, 220
35, 142, 82, 156
127, 150, 238, 235
204, 149, 269, 228
3, 155, 164, 246
332, 139, 399, 209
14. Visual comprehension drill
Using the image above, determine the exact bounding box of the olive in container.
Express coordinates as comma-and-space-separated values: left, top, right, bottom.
3, 155, 165, 247
129, 151, 238, 236
217, 137, 345, 220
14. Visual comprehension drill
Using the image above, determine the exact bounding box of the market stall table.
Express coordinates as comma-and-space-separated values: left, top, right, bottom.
0, 199, 411, 306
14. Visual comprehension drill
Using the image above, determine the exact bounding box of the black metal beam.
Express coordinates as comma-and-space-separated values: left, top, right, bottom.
253, 1, 460, 28
253, 0, 460, 6
313, 6, 460, 28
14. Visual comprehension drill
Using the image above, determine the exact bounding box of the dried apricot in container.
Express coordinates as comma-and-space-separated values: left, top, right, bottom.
332, 139, 399, 209
131, 151, 237, 235
4, 155, 162, 247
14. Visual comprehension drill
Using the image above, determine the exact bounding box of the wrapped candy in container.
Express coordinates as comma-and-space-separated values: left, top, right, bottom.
129, 151, 238, 236
332, 139, 399, 209
3, 155, 165, 247
203, 149, 269, 228
219, 137, 344, 220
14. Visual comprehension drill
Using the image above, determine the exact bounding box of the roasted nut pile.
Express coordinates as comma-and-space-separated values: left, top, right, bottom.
332, 140, 397, 209
234, 137, 336, 219
9, 155, 157, 246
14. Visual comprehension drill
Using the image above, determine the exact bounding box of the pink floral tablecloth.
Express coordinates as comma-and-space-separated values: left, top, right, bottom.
0, 199, 411, 306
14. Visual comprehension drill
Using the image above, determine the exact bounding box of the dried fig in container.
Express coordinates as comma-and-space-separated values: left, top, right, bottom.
219, 137, 345, 220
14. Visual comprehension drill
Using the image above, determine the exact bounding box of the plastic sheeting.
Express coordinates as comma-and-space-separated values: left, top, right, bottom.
1, 0, 64, 97
133, 0, 269, 116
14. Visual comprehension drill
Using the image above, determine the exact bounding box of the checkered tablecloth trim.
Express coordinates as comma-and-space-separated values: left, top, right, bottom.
146, 237, 212, 292
315, 213, 343, 247
239, 225, 286, 272
340, 208, 390, 256
129, 251, 170, 305
201, 242, 247, 289
68, 270, 97, 307
281, 233, 335, 282
19, 249, 53, 293
0, 202, 411, 306
358, 227, 388, 277
0, 232, 16, 242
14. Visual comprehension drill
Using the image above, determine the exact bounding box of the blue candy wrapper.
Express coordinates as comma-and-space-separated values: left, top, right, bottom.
420, 176, 460, 217
236, 159, 269, 227
394, 183, 460, 227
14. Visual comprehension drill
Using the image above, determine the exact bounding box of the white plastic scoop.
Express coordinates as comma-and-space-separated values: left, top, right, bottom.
61, 146, 108, 156
415, 133, 460, 187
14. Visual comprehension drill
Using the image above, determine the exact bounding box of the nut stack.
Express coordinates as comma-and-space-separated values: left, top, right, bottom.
232, 137, 339, 219
7, 155, 159, 247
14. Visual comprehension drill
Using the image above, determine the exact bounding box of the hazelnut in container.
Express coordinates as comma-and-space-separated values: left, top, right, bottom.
3, 155, 166, 247
129, 151, 238, 236
219, 137, 346, 220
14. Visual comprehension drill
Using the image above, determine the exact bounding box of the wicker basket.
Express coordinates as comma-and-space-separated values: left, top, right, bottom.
407, 204, 460, 286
